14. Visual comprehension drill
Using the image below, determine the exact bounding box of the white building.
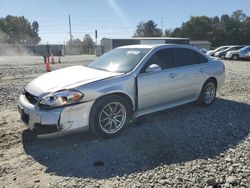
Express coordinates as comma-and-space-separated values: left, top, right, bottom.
190, 40, 211, 50
101, 37, 190, 53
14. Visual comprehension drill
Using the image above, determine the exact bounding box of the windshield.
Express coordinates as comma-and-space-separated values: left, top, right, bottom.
215, 46, 229, 52
240, 46, 250, 52
88, 48, 150, 73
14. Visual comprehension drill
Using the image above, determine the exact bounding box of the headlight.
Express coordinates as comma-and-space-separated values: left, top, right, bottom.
38, 89, 83, 108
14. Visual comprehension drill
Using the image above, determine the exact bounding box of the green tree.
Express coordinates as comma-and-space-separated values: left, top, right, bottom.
218, 11, 247, 45
229, 10, 246, 44
0, 30, 7, 43
31, 21, 40, 44
170, 27, 182, 37
180, 16, 212, 40
231, 10, 246, 22
134, 20, 162, 37
82, 34, 95, 54
210, 16, 224, 46
243, 17, 250, 43
66, 38, 83, 55
164, 29, 172, 37
0, 15, 40, 44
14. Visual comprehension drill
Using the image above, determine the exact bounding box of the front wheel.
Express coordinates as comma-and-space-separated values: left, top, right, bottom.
198, 80, 217, 106
220, 54, 225, 59
232, 54, 239, 60
89, 95, 131, 138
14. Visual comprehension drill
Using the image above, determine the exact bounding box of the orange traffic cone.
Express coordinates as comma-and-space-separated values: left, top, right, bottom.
45, 56, 51, 72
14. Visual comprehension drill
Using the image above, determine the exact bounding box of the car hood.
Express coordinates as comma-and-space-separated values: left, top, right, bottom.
210, 56, 221, 61
206, 50, 215, 54
25, 65, 121, 96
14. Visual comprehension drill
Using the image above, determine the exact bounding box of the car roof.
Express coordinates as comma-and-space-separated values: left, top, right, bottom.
216, 45, 232, 48
228, 45, 241, 48
118, 44, 192, 50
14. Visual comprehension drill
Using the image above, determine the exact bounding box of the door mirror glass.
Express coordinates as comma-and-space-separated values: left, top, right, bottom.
145, 64, 162, 73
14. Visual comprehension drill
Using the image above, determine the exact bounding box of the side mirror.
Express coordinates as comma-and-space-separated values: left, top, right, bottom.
145, 64, 162, 73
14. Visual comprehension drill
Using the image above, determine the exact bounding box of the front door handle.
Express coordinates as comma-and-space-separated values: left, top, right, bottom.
169, 73, 177, 78
199, 68, 204, 73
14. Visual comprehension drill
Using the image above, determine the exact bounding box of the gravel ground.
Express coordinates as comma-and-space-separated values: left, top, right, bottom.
0, 56, 249, 188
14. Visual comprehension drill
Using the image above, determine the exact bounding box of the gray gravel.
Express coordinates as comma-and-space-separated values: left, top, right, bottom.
0, 56, 249, 187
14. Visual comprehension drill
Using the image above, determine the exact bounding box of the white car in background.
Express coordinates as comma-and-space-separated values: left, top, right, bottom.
214, 46, 245, 59
225, 46, 250, 60
206, 46, 232, 56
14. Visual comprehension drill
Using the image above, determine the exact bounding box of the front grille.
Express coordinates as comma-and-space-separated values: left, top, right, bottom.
33, 124, 58, 135
25, 91, 38, 105
21, 111, 30, 124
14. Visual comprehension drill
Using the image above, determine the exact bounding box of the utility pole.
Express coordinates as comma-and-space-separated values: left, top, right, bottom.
95, 30, 98, 45
68, 14, 73, 55
69, 14, 73, 42
95, 30, 98, 56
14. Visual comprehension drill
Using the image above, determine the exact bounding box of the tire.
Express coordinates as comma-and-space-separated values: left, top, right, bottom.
220, 54, 225, 59
232, 54, 239, 60
89, 95, 131, 138
22, 129, 37, 142
198, 79, 217, 106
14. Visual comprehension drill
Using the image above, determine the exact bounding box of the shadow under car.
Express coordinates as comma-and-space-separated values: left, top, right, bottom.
22, 98, 250, 179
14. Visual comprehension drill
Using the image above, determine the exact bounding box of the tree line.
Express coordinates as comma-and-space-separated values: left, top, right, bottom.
134, 10, 250, 47
0, 15, 95, 55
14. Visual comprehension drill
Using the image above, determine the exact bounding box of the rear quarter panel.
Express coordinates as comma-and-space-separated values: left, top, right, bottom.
206, 59, 225, 90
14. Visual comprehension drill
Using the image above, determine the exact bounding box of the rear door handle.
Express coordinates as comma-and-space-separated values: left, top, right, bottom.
169, 73, 177, 78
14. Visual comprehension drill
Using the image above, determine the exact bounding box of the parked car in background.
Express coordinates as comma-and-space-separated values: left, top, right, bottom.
18, 44, 225, 138
200, 48, 208, 54
214, 45, 245, 59
206, 46, 232, 56
225, 46, 250, 60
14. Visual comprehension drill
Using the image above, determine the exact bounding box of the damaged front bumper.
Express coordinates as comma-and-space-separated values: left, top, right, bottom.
18, 94, 94, 137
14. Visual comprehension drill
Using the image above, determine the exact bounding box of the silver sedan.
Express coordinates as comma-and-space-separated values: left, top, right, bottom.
18, 44, 225, 138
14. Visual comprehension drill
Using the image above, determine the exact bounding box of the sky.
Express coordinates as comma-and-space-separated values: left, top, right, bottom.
0, 0, 250, 44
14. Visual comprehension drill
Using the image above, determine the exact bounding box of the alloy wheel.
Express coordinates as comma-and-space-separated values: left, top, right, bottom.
99, 102, 126, 134
203, 82, 215, 104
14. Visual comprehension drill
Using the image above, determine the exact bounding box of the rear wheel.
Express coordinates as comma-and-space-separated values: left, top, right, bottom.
198, 79, 217, 106
89, 95, 131, 138
232, 54, 239, 60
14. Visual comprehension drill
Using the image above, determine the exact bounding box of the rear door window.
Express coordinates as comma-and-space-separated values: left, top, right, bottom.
174, 48, 202, 67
